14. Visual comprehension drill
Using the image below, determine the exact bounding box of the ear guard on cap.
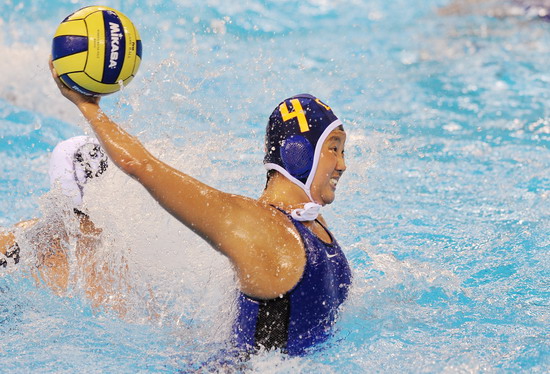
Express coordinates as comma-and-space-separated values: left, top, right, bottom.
280, 135, 314, 180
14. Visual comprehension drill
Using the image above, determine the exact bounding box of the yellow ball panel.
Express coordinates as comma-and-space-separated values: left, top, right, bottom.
54, 19, 87, 37
66, 6, 117, 21
52, 51, 87, 75
133, 23, 142, 41
67, 72, 121, 95
83, 11, 107, 82
132, 55, 142, 76
116, 15, 140, 82
122, 75, 135, 86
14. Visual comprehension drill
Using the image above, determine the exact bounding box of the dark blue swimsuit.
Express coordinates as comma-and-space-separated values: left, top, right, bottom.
232, 210, 352, 356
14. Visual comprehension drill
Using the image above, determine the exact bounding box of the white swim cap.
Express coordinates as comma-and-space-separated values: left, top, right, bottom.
48, 136, 108, 206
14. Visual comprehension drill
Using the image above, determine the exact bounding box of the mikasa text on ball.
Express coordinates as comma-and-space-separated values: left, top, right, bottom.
52, 6, 142, 96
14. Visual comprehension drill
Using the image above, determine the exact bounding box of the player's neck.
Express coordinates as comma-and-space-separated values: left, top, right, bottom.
259, 172, 312, 210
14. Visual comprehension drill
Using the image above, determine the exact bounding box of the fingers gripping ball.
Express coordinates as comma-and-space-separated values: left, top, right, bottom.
52, 6, 142, 96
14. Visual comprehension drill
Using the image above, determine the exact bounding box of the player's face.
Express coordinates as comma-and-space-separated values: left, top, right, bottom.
310, 128, 347, 205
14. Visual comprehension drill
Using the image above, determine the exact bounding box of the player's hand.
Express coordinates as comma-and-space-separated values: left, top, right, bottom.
49, 56, 100, 107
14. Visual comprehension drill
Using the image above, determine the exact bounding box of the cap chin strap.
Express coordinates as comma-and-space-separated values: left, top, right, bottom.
292, 180, 322, 222
264, 163, 322, 221
291, 202, 322, 222
290, 179, 323, 222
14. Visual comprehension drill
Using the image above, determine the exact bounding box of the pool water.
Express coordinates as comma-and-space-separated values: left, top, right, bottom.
1, 0, 549, 372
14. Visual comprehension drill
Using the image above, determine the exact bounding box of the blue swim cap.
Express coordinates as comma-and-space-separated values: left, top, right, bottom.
264, 94, 343, 201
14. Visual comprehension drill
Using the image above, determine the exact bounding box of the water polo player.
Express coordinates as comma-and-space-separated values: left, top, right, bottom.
50, 60, 351, 355
0, 136, 110, 297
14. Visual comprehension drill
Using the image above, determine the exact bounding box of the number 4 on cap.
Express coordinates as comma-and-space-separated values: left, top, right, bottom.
279, 99, 309, 133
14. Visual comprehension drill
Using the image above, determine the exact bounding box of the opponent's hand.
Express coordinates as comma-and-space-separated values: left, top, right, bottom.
0, 230, 13, 256
0, 230, 17, 261
49, 56, 100, 108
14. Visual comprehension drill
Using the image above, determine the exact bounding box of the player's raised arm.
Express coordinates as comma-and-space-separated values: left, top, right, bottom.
49, 59, 306, 297
50, 59, 244, 243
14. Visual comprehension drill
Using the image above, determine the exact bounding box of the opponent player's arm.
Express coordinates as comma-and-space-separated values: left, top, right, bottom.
0, 220, 36, 266
0, 230, 16, 256
0, 219, 38, 254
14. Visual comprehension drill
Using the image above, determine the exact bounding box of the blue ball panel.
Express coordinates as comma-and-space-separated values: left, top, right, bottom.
102, 10, 125, 84
60, 73, 100, 96
136, 40, 143, 59
52, 35, 88, 60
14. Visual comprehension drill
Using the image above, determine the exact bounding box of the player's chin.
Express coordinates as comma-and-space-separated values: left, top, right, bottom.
320, 190, 337, 205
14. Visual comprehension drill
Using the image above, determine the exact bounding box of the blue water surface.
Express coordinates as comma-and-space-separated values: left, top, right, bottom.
1, 0, 549, 372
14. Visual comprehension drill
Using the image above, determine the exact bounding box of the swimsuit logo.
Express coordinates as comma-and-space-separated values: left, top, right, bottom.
325, 251, 338, 259
108, 22, 124, 69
